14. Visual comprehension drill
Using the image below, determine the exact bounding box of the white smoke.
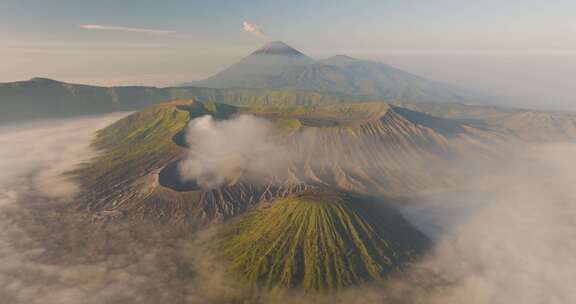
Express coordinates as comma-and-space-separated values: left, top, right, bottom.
243, 21, 268, 39
176, 113, 476, 191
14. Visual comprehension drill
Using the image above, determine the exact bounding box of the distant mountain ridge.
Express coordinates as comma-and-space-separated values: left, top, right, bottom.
187, 41, 492, 104
0, 77, 363, 122
3, 77, 576, 143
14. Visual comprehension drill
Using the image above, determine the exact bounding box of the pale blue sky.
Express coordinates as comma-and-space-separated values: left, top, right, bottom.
1, 0, 575, 109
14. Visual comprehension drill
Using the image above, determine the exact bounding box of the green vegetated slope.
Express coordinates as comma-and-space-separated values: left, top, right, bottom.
74, 100, 308, 225
217, 190, 429, 291
74, 101, 229, 213
74, 101, 190, 202
167, 86, 367, 107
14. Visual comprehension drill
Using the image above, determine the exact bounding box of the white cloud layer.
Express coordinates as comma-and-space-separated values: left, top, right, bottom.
80, 24, 175, 35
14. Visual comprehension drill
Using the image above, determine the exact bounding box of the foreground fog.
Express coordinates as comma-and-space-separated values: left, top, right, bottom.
397, 143, 576, 304
0, 114, 575, 303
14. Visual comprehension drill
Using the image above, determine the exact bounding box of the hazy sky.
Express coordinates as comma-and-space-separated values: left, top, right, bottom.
1, 0, 575, 110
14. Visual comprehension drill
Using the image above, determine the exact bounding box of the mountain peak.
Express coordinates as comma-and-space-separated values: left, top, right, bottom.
251, 41, 306, 57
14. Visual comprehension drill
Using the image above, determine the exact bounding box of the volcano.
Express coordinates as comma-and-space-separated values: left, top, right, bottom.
251, 40, 309, 57
187, 41, 489, 104
217, 190, 429, 291
189, 41, 313, 90
70, 98, 515, 290
73, 99, 506, 230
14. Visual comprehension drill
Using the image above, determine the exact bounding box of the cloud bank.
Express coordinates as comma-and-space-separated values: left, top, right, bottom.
394, 143, 576, 304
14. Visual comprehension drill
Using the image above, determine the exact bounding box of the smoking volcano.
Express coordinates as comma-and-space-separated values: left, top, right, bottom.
72, 99, 504, 290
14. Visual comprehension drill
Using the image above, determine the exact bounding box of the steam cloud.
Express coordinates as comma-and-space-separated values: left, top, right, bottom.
177, 113, 443, 191
178, 115, 283, 189
243, 21, 268, 39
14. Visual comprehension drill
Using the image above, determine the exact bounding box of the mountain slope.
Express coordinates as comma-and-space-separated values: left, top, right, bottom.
73, 100, 505, 227
216, 190, 429, 291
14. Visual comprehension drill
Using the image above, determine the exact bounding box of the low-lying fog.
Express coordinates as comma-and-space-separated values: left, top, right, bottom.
396, 143, 576, 303
1, 114, 575, 303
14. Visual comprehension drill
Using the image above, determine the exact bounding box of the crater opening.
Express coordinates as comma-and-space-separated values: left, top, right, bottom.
158, 161, 201, 192
256, 114, 342, 127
